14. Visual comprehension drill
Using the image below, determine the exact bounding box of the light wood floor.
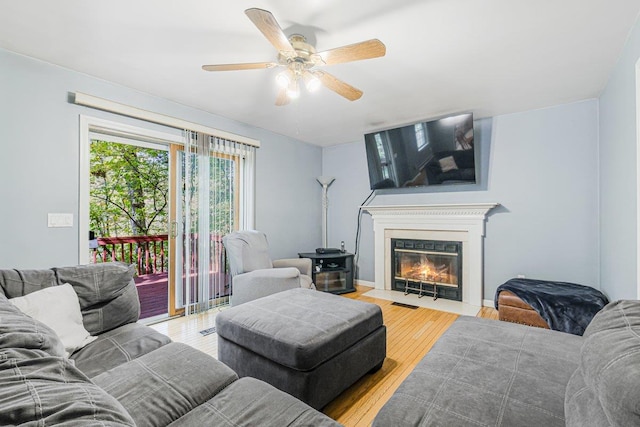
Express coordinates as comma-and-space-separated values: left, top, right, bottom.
148, 306, 223, 357
148, 286, 499, 427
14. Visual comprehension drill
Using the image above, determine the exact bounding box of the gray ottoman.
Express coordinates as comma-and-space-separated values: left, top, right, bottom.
216, 288, 386, 409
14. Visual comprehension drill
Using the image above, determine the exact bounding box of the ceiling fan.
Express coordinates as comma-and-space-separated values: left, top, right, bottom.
202, 8, 386, 105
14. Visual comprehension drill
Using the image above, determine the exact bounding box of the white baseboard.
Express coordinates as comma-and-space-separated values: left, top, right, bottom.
483, 299, 494, 308
355, 279, 375, 288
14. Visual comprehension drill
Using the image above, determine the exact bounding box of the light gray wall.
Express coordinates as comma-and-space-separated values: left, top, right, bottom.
0, 48, 322, 268
255, 137, 323, 258
598, 18, 640, 301
323, 100, 600, 300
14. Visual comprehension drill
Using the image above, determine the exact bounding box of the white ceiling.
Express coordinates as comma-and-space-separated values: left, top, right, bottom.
1, 1, 639, 146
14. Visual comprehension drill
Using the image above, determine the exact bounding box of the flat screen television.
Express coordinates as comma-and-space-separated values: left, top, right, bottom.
364, 113, 475, 190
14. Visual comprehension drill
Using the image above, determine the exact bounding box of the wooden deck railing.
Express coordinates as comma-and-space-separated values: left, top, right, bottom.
91, 233, 227, 277
93, 234, 169, 275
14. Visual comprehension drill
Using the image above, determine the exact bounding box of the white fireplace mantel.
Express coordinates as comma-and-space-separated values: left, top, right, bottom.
362, 203, 498, 307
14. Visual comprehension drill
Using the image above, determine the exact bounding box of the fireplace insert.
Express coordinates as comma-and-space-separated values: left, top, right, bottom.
391, 238, 462, 301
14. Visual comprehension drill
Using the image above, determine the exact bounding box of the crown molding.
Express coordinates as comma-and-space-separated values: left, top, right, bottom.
362, 203, 499, 219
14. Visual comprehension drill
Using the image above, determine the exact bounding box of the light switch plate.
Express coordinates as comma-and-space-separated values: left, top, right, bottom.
48, 213, 73, 228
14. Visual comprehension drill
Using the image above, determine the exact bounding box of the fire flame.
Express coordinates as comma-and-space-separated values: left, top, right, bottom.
400, 257, 456, 285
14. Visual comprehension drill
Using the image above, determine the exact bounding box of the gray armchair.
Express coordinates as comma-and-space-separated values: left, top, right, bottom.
222, 230, 315, 306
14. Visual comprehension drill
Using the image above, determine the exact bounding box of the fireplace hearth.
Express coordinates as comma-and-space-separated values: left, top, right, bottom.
392, 238, 462, 301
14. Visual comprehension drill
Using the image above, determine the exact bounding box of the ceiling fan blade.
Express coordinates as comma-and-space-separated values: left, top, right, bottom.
202, 62, 277, 72
245, 8, 296, 55
275, 88, 290, 106
313, 39, 386, 66
317, 71, 363, 101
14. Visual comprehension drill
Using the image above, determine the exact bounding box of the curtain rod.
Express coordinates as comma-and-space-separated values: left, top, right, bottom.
73, 92, 260, 148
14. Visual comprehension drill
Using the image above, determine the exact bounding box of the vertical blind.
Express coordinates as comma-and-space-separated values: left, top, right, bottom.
179, 131, 256, 315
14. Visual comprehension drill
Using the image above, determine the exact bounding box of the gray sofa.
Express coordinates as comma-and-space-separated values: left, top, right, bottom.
0, 262, 339, 426
374, 300, 640, 426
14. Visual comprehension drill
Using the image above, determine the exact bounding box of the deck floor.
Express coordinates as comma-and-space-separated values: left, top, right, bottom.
135, 273, 168, 319
134, 272, 230, 319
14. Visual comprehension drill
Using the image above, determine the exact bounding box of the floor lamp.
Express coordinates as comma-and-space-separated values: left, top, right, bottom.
317, 176, 335, 248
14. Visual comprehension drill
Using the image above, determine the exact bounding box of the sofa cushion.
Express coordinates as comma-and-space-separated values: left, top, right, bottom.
0, 268, 56, 298
71, 322, 172, 378
564, 366, 611, 426
54, 262, 140, 334
10, 283, 97, 357
373, 316, 583, 427
567, 300, 640, 426
168, 377, 340, 427
216, 288, 383, 371
0, 347, 135, 426
93, 342, 238, 427
0, 295, 64, 357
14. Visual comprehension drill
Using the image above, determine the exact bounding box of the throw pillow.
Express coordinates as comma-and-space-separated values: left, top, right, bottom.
438, 155, 459, 173
54, 262, 139, 335
10, 284, 97, 357
54, 262, 136, 310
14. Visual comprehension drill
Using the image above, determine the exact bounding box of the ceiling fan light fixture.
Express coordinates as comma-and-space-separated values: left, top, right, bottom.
276, 70, 292, 88
304, 72, 321, 92
203, 9, 386, 105
286, 79, 300, 99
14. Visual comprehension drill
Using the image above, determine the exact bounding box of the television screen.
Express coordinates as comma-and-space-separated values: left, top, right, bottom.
364, 113, 475, 190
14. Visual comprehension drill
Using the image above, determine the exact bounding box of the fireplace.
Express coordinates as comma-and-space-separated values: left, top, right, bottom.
391, 238, 462, 301
363, 203, 498, 307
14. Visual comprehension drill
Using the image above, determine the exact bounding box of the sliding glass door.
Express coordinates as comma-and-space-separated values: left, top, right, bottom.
170, 132, 255, 315
170, 143, 238, 315
84, 118, 256, 319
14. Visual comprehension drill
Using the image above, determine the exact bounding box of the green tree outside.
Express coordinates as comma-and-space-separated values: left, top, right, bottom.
90, 140, 170, 274
90, 140, 169, 238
